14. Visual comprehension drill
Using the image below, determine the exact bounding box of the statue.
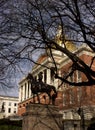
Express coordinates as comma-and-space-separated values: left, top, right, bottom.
26, 73, 57, 105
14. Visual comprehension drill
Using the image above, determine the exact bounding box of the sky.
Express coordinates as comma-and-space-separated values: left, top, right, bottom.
0, 48, 43, 97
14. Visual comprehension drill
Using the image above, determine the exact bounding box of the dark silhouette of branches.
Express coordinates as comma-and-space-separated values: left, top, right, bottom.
0, 0, 95, 88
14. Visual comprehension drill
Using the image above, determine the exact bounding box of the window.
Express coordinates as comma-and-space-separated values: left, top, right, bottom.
77, 87, 82, 102
70, 73, 74, 82
3, 102, 6, 105
69, 89, 75, 104
8, 108, 11, 113
14, 108, 16, 113
14, 111, 16, 113
9, 102, 11, 106
63, 93, 67, 106
14, 103, 17, 106
77, 71, 81, 82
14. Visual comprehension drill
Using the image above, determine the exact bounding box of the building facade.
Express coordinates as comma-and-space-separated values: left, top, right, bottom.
18, 43, 95, 124
0, 95, 19, 118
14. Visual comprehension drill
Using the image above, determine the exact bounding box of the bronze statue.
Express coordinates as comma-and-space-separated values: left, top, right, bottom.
26, 73, 57, 105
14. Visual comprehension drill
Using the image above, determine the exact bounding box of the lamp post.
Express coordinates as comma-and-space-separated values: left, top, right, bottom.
77, 108, 85, 130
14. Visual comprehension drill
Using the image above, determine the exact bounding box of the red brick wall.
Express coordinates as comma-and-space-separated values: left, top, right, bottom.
18, 52, 95, 115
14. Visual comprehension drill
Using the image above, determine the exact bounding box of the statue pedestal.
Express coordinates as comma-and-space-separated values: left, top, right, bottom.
22, 104, 63, 130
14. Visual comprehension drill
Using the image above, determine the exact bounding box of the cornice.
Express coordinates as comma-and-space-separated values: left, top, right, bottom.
59, 45, 93, 68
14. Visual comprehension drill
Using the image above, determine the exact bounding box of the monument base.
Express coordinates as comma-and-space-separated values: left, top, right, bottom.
22, 103, 63, 130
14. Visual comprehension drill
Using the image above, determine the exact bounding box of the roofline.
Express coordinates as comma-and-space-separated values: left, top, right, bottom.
0, 95, 18, 98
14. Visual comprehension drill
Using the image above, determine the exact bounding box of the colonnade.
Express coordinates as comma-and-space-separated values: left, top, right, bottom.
19, 69, 52, 102
19, 81, 31, 102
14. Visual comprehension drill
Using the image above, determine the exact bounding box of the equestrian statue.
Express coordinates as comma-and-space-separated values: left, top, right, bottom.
26, 72, 57, 105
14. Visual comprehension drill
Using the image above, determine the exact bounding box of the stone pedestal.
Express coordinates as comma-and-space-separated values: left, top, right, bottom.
22, 104, 63, 130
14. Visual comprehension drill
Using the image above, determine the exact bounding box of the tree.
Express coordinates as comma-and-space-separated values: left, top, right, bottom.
0, 0, 95, 88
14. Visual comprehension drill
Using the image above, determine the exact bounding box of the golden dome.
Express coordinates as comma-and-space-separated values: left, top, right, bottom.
65, 41, 76, 51
55, 26, 76, 51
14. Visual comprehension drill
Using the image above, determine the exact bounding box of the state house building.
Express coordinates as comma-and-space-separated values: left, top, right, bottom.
18, 33, 95, 121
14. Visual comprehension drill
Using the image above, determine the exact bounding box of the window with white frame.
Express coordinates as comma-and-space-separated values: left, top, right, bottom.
69, 89, 75, 104
63, 93, 67, 106
14, 108, 17, 113
77, 87, 82, 102
8, 108, 11, 113
14, 103, 17, 106
77, 70, 81, 82
69, 72, 74, 84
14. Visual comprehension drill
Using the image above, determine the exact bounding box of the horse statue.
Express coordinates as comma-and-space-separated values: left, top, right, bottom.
26, 73, 57, 105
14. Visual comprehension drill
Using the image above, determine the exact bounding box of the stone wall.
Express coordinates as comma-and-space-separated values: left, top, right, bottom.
22, 104, 63, 130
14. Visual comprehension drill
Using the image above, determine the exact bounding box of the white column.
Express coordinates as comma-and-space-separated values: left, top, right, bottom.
47, 69, 51, 84
26, 82, 28, 99
27, 81, 29, 98
42, 71, 44, 82
23, 84, 25, 101
25, 83, 27, 99
29, 81, 31, 98
20, 86, 23, 101
22, 86, 24, 101
19, 86, 21, 102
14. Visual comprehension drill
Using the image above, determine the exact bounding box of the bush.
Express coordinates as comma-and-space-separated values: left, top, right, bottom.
87, 117, 95, 130
0, 118, 22, 130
